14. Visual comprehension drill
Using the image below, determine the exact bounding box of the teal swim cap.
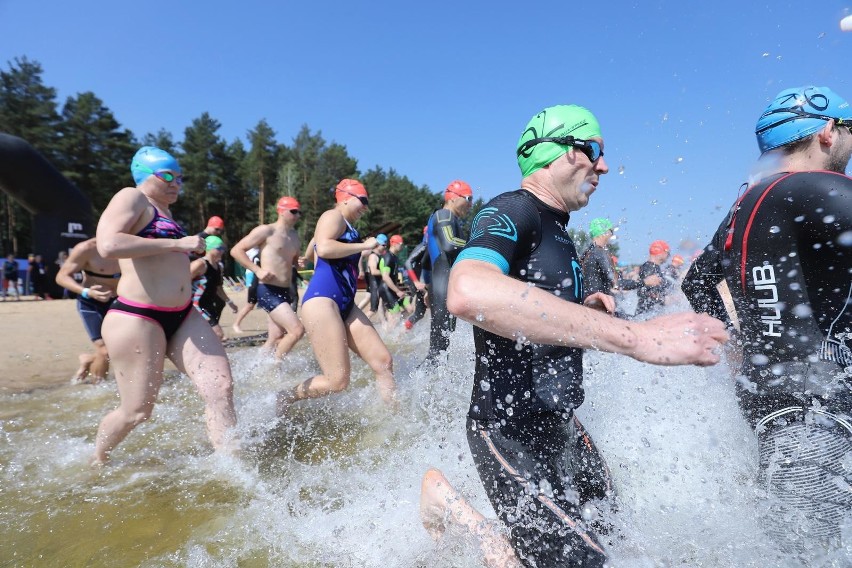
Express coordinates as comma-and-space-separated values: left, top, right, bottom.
755, 86, 852, 153
589, 217, 614, 238
205, 235, 225, 251
131, 146, 181, 185
517, 105, 602, 177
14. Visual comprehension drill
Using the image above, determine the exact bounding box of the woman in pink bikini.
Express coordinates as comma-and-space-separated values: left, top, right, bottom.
91, 146, 238, 464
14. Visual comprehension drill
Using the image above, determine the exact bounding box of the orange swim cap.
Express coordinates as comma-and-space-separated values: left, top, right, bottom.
390, 234, 403, 246
276, 196, 301, 213
207, 216, 225, 229
444, 180, 472, 202
335, 179, 368, 203
649, 240, 671, 255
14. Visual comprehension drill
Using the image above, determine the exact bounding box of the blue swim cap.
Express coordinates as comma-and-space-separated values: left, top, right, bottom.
130, 146, 181, 185
755, 86, 852, 153
376, 234, 389, 246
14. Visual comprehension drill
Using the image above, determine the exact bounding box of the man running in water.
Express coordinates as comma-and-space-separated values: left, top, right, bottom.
441, 104, 727, 567
682, 85, 852, 552
55, 237, 120, 383
426, 180, 473, 360
403, 226, 430, 330
635, 240, 671, 316
231, 196, 305, 359
378, 234, 407, 326
580, 217, 638, 305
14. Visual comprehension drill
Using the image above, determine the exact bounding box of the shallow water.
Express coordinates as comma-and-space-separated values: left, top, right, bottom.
2, 294, 850, 567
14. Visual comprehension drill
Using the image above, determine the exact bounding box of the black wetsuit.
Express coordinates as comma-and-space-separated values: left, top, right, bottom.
404, 238, 429, 327
682, 170, 852, 545
635, 260, 670, 315
378, 250, 404, 312
456, 189, 612, 568
196, 260, 226, 325
580, 243, 639, 298
365, 251, 382, 313
426, 208, 467, 358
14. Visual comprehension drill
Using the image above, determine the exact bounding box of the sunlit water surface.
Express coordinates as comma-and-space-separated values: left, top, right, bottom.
2, 293, 850, 567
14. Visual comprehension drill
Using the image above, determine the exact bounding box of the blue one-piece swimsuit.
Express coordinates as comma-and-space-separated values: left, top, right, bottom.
303, 220, 361, 320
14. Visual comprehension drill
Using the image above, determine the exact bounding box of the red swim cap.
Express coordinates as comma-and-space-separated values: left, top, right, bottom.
276, 196, 301, 213
207, 216, 225, 229
649, 240, 671, 255
390, 234, 403, 245
672, 254, 684, 266
335, 179, 368, 203
444, 180, 472, 202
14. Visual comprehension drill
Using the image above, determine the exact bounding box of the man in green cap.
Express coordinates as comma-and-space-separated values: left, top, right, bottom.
580, 217, 638, 307
430, 104, 728, 566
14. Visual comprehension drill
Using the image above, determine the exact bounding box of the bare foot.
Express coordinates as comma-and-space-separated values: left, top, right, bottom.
420, 468, 450, 540
232, 325, 243, 334
70, 353, 95, 385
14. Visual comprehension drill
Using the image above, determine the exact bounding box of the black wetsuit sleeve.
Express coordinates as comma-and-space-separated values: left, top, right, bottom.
681, 226, 731, 324
432, 209, 467, 263
580, 245, 614, 297
404, 241, 427, 279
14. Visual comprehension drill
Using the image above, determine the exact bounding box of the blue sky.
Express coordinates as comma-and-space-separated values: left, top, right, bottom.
2, 0, 851, 263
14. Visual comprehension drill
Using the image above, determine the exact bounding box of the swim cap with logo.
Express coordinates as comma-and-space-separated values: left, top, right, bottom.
205, 235, 225, 251
755, 86, 852, 153
517, 105, 602, 177
276, 196, 301, 213
589, 217, 614, 238
335, 179, 368, 203
130, 146, 181, 185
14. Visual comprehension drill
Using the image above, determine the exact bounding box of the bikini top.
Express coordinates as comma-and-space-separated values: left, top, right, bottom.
83, 269, 120, 279
136, 207, 187, 240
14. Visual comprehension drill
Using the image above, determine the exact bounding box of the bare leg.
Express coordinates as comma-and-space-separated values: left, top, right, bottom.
345, 307, 396, 405
169, 309, 238, 454
71, 353, 95, 384
420, 469, 522, 568
81, 339, 111, 384
262, 314, 285, 353
91, 312, 167, 464
270, 303, 305, 359
232, 302, 254, 333
280, 297, 352, 412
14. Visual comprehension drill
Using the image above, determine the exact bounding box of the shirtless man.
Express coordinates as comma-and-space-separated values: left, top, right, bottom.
55, 237, 120, 384
231, 196, 305, 359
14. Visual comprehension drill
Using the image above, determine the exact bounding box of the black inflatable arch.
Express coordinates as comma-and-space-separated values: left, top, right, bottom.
0, 133, 92, 263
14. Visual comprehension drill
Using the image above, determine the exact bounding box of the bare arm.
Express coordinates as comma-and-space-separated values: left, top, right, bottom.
190, 258, 208, 279
231, 225, 271, 272
55, 242, 92, 294
313, 210, 377, 259
447, 259, 727, 366
96, 187, 202, 258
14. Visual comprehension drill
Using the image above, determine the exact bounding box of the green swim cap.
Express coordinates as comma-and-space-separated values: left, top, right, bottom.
205, 235, 225, 251
589, 217, 614, 238
517, 105, 602, 177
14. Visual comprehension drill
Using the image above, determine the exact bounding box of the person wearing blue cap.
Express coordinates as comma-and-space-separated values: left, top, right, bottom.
359, 234, 388, 320
91, 146, 238, 464
683, 86, 852, 553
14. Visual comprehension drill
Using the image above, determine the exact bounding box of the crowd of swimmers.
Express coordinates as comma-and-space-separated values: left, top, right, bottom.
17, 82, 852, 565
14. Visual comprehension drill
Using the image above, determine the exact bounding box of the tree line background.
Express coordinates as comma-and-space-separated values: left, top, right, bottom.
0, 56, 611, 278
0, 56, 484, 272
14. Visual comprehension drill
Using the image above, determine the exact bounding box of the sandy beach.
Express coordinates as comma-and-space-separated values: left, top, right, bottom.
0, 289, 274, 394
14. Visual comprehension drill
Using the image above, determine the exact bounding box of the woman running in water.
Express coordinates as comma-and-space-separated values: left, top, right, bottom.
276, 179, 396, 413
91, 146, 238, 464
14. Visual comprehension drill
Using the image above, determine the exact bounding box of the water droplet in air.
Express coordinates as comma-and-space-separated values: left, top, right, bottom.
769, 226, 780, 234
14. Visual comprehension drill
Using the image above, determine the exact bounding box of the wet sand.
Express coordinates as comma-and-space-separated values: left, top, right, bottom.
0, 288, 284, 394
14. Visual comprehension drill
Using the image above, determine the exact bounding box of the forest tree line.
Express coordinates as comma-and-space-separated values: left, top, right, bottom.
0, 56, 476, 262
